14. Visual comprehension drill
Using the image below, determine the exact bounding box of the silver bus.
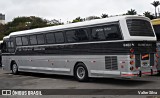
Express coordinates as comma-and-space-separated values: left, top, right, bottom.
2, 15, 158, 81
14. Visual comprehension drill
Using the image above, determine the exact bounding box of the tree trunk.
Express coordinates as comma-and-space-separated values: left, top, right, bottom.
155, 7, 157, 18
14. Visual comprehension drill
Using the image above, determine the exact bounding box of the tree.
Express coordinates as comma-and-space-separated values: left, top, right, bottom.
85, 16, 100, 20
72, 17, 84, 23
126, 9, 137, 15
0, 16, 51, 40
0, 24, 7, 40
101, 14, 108, 18
151, 1, 160, 18
143, 11, 155, 20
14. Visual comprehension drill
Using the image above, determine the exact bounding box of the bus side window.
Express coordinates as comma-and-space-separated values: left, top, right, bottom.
103, 24, 122, 40
37, 34, 45, 45
16, 37, 22, 46
55, 32, 64, 43
66, 30, 77, 43
46, 33, 56, 44
29, 35, 38, 45
91, 27, 105, 41
22, 36, 29, 46
66, 29, 89, 43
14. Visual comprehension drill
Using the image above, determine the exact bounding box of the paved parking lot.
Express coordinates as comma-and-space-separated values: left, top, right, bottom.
0, 67, 160, 98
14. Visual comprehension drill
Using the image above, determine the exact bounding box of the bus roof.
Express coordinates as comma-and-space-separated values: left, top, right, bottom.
151, 18, 160, 25
3, 36, 9, 40
9, 15, 149, 37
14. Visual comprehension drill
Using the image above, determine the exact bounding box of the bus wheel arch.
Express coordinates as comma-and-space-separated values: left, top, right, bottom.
10, 60, 19, 75
74, 62, 89, 82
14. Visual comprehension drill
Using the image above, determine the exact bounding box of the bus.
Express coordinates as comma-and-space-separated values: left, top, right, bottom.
151, 18, 160, 73
2, 15, 158, 81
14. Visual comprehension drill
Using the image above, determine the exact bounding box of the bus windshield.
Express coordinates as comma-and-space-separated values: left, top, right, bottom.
127, 19, 155, 37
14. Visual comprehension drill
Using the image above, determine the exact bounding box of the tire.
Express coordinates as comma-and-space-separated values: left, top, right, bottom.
74, 63, 88, 82
11, 62, 19, 75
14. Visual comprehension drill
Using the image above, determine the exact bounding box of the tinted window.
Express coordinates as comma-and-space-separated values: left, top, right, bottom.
7, 42, 11, 48
103, 25, 122, 40
127, 19, 154, 36
16, 37, 22, 46
37, 34, 45, 45
22, 36, 29, 45
55, 32, 64, 43
46, 33, 55, 44
10, 42, 14, 48
29, 35, 37, 45
91, 27, 106, 40
91, 24, 122, 41
66, 29, 88, 43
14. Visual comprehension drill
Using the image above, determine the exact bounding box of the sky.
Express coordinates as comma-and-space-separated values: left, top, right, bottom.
0, 0, 158, 23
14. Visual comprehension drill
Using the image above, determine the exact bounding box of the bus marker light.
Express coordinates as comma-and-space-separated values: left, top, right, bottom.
130, 54, 135, 59
66, 60, 69, 62
130, 61, 134, 65
156, 53, 159, 58
130, 66, 134, 71
91, 61, 96, 63
130, 48, 134, 53
121, 65, 124, 68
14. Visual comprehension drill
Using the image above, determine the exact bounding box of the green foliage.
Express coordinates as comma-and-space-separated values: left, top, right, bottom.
72, 17, 84, 23
143, 11, 155, 20
151, 1, 160, 8
126, 9, 137, 15
0, 16, 50, 40
151, 1, 160, 18
86, 16, 100, 20
101, 14, 108, 18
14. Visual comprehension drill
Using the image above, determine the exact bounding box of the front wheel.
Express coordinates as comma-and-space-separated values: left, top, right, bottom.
11, 63, 19, 75
75, 63, 88, 82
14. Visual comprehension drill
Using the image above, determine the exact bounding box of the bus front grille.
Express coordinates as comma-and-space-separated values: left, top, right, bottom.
105, 56, 118, 70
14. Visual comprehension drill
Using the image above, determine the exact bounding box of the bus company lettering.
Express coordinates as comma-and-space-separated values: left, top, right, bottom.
138, 43, 152, 47
33, 47, 45, 51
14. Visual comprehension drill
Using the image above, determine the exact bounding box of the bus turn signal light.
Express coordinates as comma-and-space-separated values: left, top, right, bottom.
156, 53, 159, 58
130, 66, 134, 71
130, 61, 134, 65
130, 54, 135, 59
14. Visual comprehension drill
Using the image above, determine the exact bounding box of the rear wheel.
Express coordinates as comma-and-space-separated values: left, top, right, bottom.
74, 63, 88, 82
11, 63, 19, 75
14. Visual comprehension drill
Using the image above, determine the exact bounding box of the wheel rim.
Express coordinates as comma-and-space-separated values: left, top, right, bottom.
12, 64, 17, 73
77, 66, 85, 79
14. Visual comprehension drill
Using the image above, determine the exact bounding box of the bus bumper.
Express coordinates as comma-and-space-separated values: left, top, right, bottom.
121, 70, 158, 78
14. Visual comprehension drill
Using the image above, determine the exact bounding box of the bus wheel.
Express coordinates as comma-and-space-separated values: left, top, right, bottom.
75, 63, 88, 82
11, 63, 19, 75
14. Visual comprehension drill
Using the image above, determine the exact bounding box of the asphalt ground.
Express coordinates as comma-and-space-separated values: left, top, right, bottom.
0, 67, 160, 98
